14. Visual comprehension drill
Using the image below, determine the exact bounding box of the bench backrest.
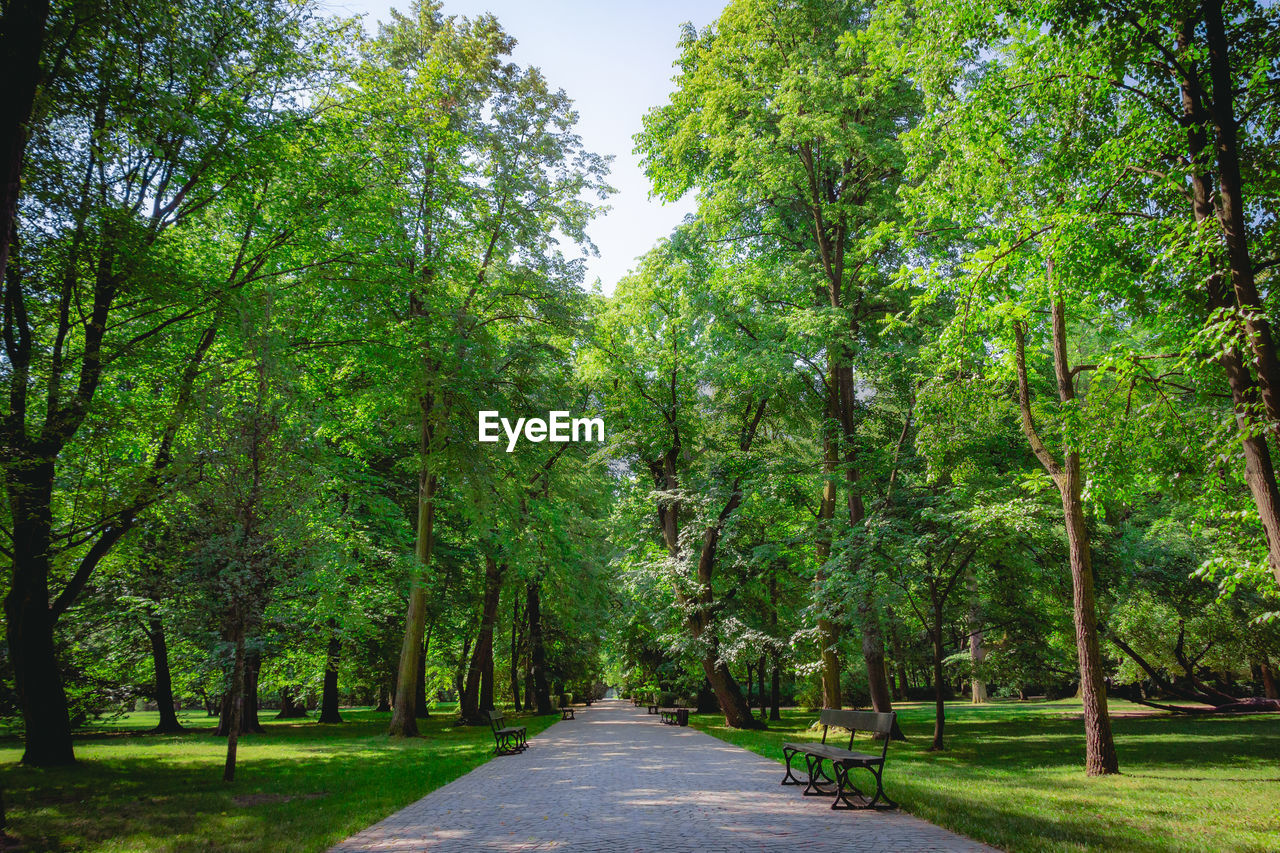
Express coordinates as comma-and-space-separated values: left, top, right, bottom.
817, 709, 896, 759
486, 709, 504, 732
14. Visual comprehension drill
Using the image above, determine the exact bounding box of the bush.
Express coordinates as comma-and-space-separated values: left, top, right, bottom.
658, 690, 680, 707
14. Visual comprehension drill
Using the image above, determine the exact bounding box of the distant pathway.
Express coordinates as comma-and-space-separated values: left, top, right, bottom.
330, 699, 996, 852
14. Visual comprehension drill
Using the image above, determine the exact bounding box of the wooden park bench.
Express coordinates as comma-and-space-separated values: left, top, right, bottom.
559, 703, 575, 720
486, 709, 527, 756
780, 709, 897, 809
658, 706, 688, 726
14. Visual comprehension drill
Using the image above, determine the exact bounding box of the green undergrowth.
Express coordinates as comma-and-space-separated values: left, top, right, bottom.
1, 705, 559, 852
690, 699, 1280, 853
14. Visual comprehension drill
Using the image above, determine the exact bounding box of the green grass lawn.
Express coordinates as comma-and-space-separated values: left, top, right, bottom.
1, 705, 559, 852
690, 699, 1280, 853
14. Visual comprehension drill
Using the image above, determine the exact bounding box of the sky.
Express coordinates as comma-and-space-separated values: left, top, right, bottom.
323, 0, 728, 292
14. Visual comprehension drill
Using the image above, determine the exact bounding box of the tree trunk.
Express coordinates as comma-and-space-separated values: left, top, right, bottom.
4, 463, 75, 766
276, 688, 307, 719
702, 650, 760, 728
144, 611, 183, 733
1204, 0, 1280, 451
389, 465, 437, 737
931, 611, 946, 751
454, 637, 470, 704
0, 0, 50, 286
527, 580, 552, 714
860, 592, 905, 738
318, 633, 342, 724
1174, 19, 1280, 588
1261, 661, 1278, 700
510, 594, 522, 712
415, 632, 430, 719
757, 654, 767, 721
524, 661, 534, 714
1013, 296, 1118, 776
1060, 458, 1119, 774
217, 648, 264, 736
968, 580, 988, 704
815, 429, 843, 710
769, 659, 781, 721
375, 683, 391, 713
223, 630, 246, 782
696, 677, 718, 713
768, 573, 782, 721
244, 650, 263, 732
460, 556, 503, 723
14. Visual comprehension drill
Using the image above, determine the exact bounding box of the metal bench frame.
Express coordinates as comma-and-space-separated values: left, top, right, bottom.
487, 709, 528, 756
658, 707, 688, 726
559, 705, 575, 720
781, 709, 897, 810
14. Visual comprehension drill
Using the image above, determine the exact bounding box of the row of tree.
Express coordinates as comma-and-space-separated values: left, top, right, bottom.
0, 0, 616, 776
602, 0, 1280, 777
3, 0, 1279, 786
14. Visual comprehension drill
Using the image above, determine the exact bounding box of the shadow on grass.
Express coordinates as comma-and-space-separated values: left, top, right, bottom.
2, 710, 561, 853
692, 702, 1280, 853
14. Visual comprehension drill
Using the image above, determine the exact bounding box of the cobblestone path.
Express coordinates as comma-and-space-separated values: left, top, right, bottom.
330, 699, 997, 852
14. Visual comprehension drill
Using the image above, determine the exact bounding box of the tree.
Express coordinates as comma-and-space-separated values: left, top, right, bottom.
638, 0, 920, 716
1, 0, 348, 765
338, 2, 608, 737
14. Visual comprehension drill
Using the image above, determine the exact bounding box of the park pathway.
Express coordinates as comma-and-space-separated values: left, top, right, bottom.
330, 699, 997, 853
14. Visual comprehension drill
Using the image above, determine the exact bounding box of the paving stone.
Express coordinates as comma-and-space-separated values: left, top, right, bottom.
330, 699, 997, 852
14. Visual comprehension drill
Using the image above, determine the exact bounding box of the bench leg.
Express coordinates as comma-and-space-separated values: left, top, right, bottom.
780, 747, 805, 786
494, 732, 524, 756
802, 753, 837, 796
831, 763, 896, 810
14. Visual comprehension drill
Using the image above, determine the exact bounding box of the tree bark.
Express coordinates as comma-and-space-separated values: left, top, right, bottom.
1169, 24, 1280, 588
770, 659, 781, 721
4, 462, 75, 765
969, 579, 988, 704
144, 612, 183, 733
814, 426, 844, 709
276, 688, 307, 719
527, 581, 551, 714
460, 556, 503, 723
223, 630, 246, 782
757, 653, 767, 721
701, 650, 759, 726
510, 594, 522, 712
244, 650, 263, 732
1203, 0, 1280, 447
1013, 296, 1119, 776
318, 633, 342, 724
1261, 661, 1278, 700
389, 461, 437, 737
930, 615, 946, 751
0, 0, 49, 287
216, 648, 264, 736
415, 632, 430, 719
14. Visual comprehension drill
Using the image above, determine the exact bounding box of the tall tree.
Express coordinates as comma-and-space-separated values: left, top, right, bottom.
1, 0, 345, 765
638, 0, 919, 715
